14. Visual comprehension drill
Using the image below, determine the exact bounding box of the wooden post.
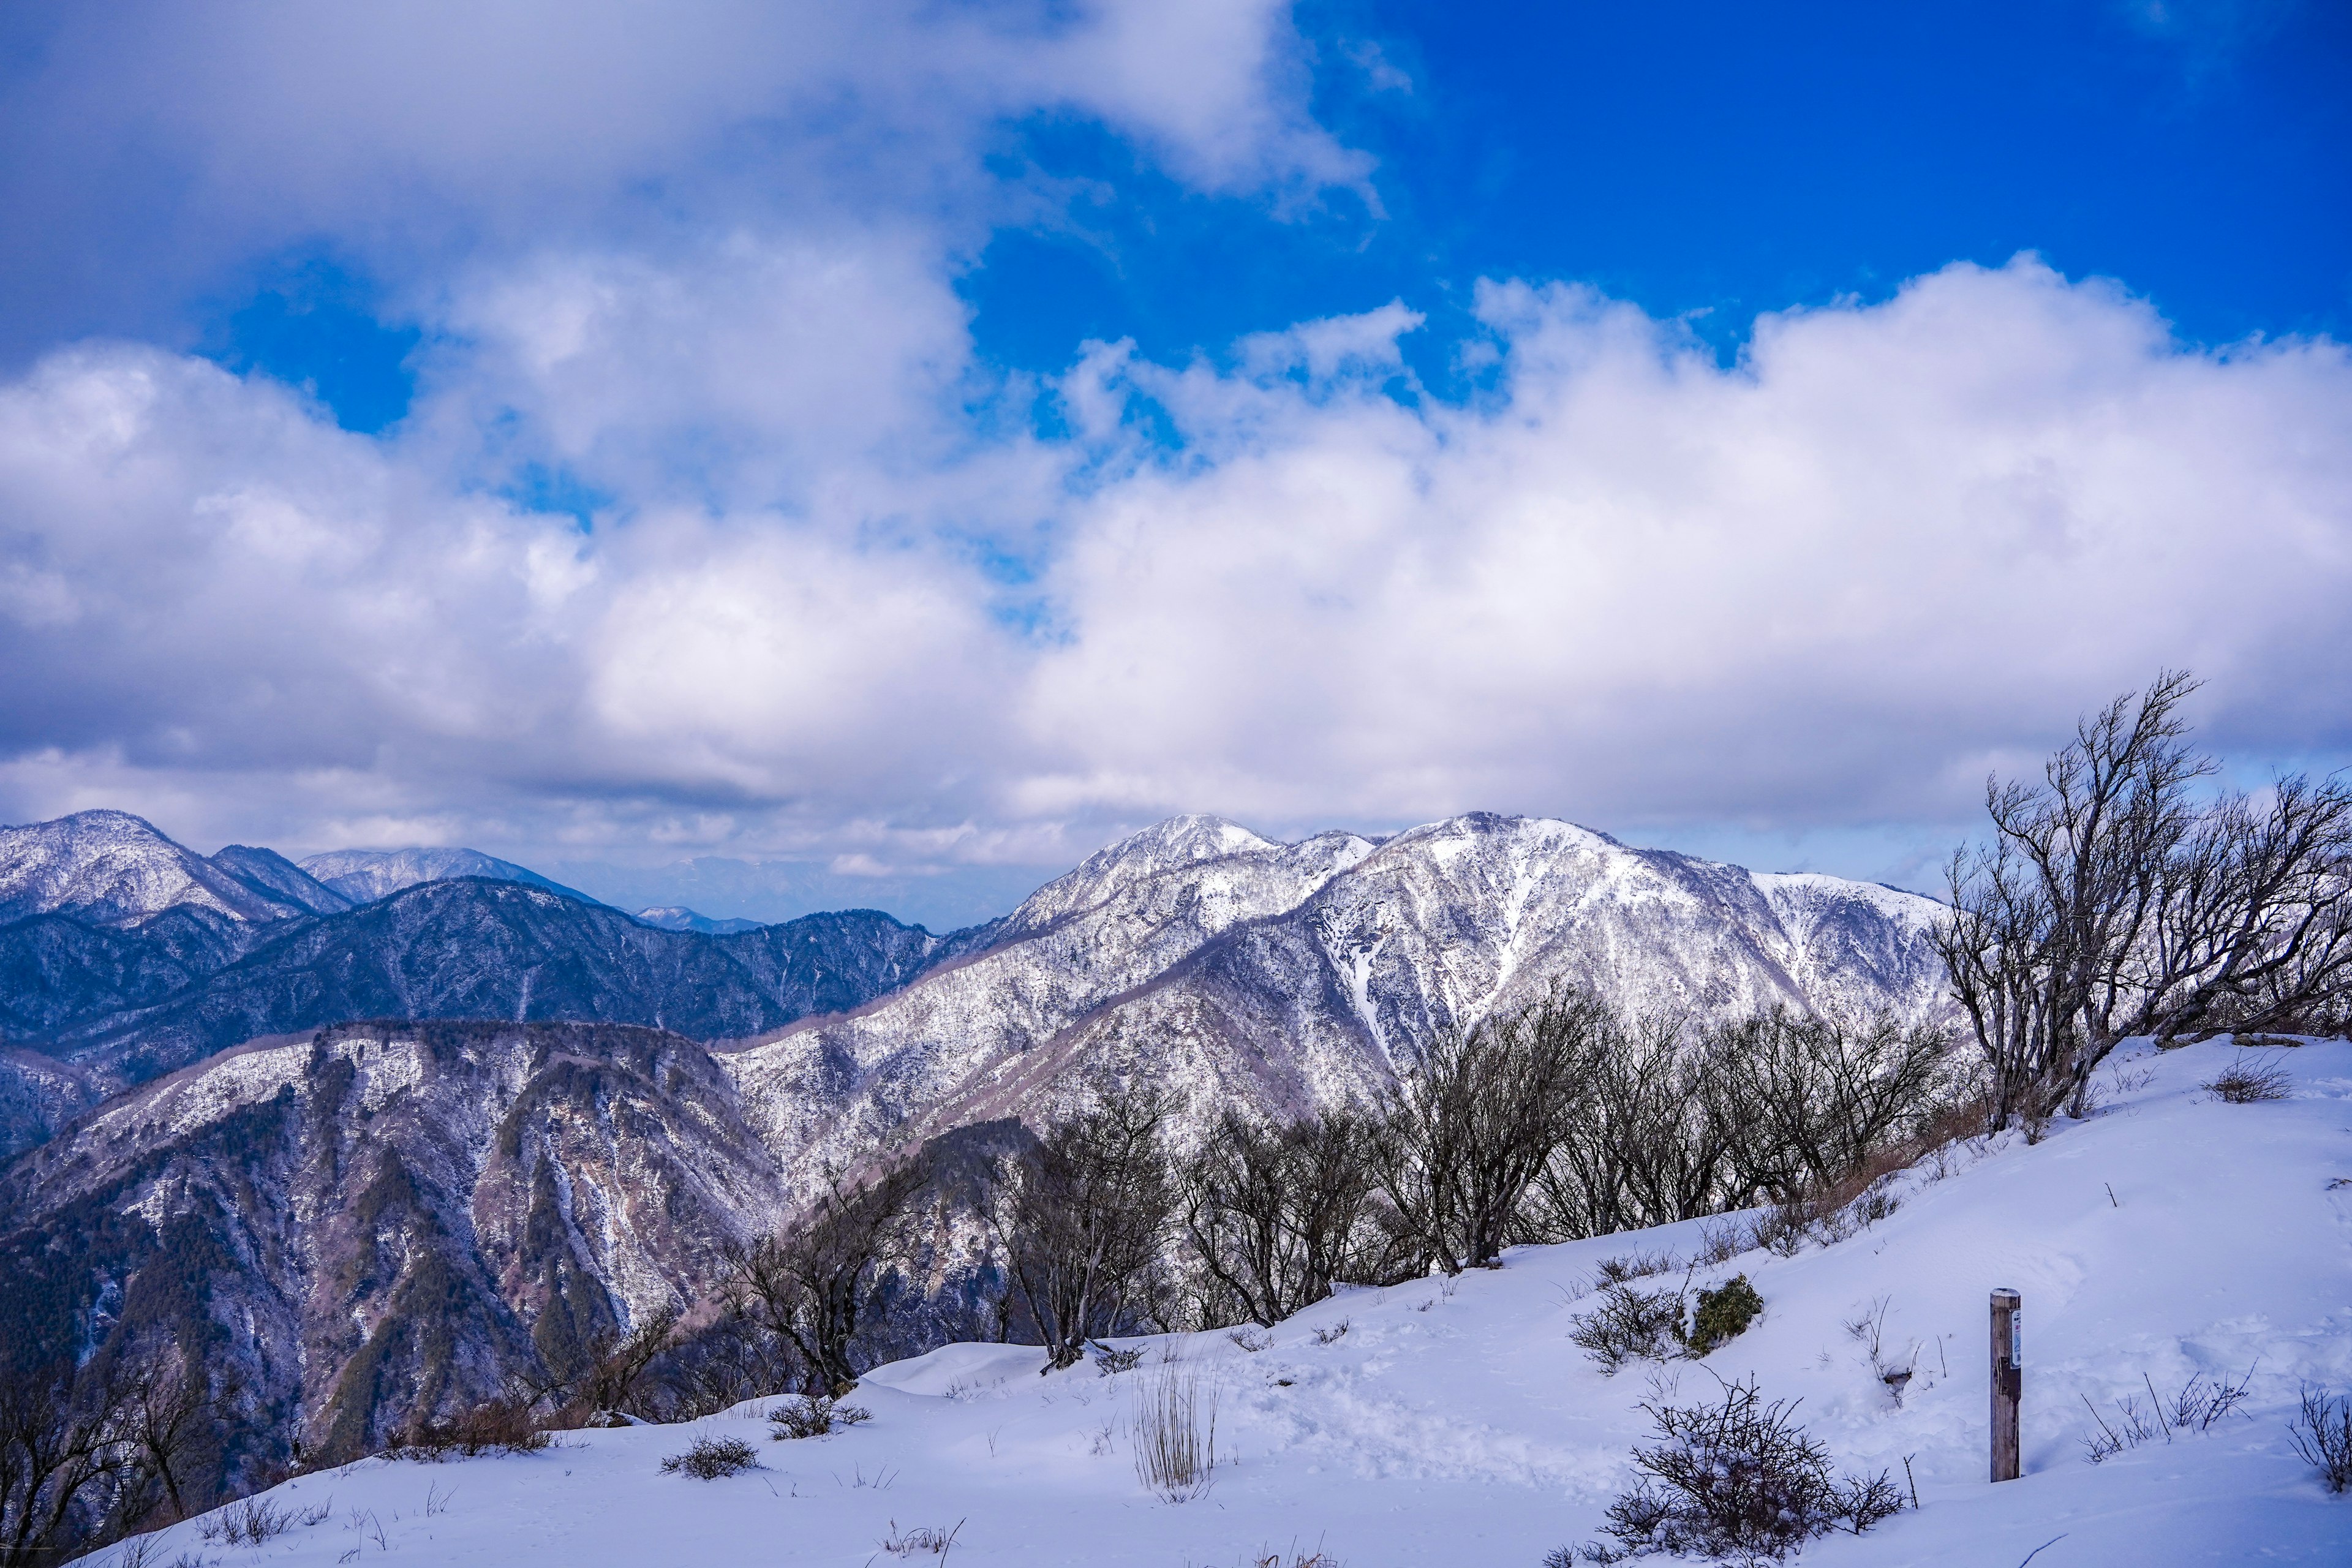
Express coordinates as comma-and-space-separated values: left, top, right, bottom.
1990, 1287, 2021, 1482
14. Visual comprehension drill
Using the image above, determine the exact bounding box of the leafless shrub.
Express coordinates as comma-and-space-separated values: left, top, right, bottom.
1131, 1368, 1218, 1502
1595, 1251, 1679, 1285
1091, 1343, 1146, 1376
1569, 1285, 1685, 1375
2153, 1366, 2254, 1433
1311, 1319, 1351, 1346
2206, 1052, 2292, 1104
1558, 1375, 1903, 1563
2290, 1384, 2352, 1494
1754, 1202, 1811, 1257
2081, 1394, 2158, 1463
878, 1518, 964, 1558
1694, 1219, 1754, 1267
1241, 1549, 1343, 1568
391, 1396, 550, 1460
198, 1494, 296, 1548
659, 1436, 760, 1480
768, 1394, 871, 1439
1226, 1327, 1273, 1354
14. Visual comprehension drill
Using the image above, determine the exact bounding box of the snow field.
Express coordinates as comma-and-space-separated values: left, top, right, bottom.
118, 1038, 2352, 1566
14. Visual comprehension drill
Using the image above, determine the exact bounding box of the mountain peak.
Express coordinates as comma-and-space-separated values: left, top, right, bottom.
296, 846, 595, 907
0, 810, 332, 925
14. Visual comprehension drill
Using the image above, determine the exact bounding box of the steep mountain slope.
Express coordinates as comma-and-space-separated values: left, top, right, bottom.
0, 905, 260, 1039
724, 813, 1948, 1190
0, 1020, 786, 1475
299, 846, 597, 905
0, 810, 350, 924
48, 879, 952, 1093
95, 1038, 2352, 1567
722, 816, 1379, 1185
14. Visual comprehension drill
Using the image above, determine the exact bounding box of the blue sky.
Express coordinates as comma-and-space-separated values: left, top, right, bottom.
0, 1, 2348, 921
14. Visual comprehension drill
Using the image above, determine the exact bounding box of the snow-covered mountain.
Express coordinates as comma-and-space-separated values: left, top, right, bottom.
0, 809, 350, 924
723, 813, 1949, 1194
635, 905, 766, 935
12, 879, 956, 1117
298, 845, 597, 906
78, 1038, 2352, 1567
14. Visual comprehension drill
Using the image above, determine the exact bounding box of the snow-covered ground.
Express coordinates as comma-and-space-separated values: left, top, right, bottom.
118, 1038, 2352, 1567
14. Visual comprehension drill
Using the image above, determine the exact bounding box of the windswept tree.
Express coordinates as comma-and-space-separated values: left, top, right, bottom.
1937, 671, 2352, 1126
993, 1083, 1176, 1370
1182, 1107, 1409, 1327
1373, 990, 1610, 1273
725, 1155, 931, 1395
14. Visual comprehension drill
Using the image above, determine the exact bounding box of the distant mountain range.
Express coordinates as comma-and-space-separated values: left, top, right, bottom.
296, 845, 598, 906
0, 805, 1953, 1484
0, 812, 974, 1153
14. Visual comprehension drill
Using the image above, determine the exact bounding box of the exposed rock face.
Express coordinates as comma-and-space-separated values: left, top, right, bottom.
723, 813, 1949, 1191
0, 810, 350, 924
298, 846, 598, 907
0, 1020, 788, 1475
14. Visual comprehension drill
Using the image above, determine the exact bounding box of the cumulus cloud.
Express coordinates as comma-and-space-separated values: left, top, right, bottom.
0, 7, 2346, 886
0, 0, 1363, 352
1025, 261, 2352, 835
2, 257, 2348, 882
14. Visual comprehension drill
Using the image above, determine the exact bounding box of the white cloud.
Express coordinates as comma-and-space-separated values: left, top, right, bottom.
0, 0, 1366, 347
4, 257, 2348, 886
1017, 260, 2352, 835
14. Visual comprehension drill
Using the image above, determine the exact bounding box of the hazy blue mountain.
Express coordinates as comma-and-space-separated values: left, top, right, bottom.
297, 846, 597, 905
547, 854, 1053, 932
43, 877, 954, 1095
633, 905, 765, 935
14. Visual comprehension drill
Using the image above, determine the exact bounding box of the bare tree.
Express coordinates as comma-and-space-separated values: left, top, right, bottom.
0, 1349, 215, 1567
1182, 1107, 1407, 1327
1709, 1009, 1955, 1203
1521, 1011, 1735, 1241
1938, 672, 2352, 1125
993, 1083, 1176, 1370
725, 1155, 930, 1396
1373, 990, 1608, 1273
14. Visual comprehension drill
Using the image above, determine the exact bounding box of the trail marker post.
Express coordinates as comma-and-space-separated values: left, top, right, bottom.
1991, 1287, 2022, 1482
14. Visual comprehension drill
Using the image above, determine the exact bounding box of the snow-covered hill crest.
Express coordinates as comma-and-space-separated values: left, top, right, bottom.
724, 812, 1950, 1191
0, 809, 350, 924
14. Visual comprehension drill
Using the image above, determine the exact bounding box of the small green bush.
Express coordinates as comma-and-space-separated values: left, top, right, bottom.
1685, 1276, 1763, 1357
